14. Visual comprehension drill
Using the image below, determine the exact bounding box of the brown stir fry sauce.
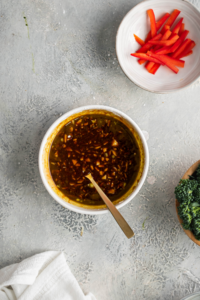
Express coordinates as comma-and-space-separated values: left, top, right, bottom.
49, 114, 140, 205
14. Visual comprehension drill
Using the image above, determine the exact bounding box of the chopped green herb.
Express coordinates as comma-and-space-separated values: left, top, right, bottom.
142, 218, 148, 230
175, 164, 200, 240
23, 15, 29, 38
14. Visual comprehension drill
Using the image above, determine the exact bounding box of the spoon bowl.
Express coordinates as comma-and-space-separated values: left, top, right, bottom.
86, 173, 134, 239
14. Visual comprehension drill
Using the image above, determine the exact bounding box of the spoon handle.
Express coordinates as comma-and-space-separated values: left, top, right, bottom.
86, 174, 134, 239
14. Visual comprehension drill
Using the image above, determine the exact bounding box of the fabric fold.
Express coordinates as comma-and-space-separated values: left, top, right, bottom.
0, 251, 96, 300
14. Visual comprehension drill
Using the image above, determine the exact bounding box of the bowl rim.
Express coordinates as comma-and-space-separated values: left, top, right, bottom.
175, 160, 200, 246
115, 0, 200, 94
38, 105, 149, 215
181, 291, 200, 300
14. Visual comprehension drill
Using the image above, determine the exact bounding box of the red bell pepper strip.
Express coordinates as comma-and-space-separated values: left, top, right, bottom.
148, 52, 185, 68
145, 13, 170, 42
171, 38, 191, 58
134, 34, 145, 46
153, 30, 172, 59
159, 55, 185, 67
151, 51, 185, 73
154, 30, 172, 50
149, 63, 161, 74
131, 53, 165, 65
161, 9, 181, 33
179, 23, 185, 35
179, 50, 193, 58
161, 29, 172, 41
145, 61, 155, 72
147, 51, 179, 73
154, 31, 172, 52
163, 25, 170, 32
154, 45, 172, 55
176, 41, 196, 59
147, 9, 157, 38
155, 13, 170, 29
136, 33, 162, 53
133, 34, 146, 63
170, 33, 179, 38
138, 59, 146, 65
170, 30, 189, 52
172, 18, 183, 34
145, 31, 152, 43
149, 34, 179, 46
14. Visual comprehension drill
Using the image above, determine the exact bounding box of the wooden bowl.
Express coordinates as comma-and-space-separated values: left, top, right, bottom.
176, 160, 200, 246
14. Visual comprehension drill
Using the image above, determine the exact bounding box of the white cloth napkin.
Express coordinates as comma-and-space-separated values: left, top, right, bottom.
0, 251, 96, 300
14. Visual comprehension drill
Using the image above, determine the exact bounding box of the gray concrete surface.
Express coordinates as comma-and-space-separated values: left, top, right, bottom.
0, 0, 200, 299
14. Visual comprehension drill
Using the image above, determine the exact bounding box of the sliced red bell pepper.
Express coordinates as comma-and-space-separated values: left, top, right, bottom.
145, 61, 155, 72
136, 33, 162, 53
170, 33, 178, 38
154, 30, 172, 52
155, 13, 170, 30
131, 9, 195, 75
179, 50, 193, 58
145, 32, 152, 43
150, 30, 173, 71
138, 59, 146, 65
147, 9, 157, 38
172, 18, 183, 34
161, 9, 181, 33
154, 45, 172, 55
170, 30, 189, 52
145, 13, 170, 42
179, 23, 185, 35
149, 63, 161, 74
147, 51, 179, 73
159, 55, 185, 67
149, 34, 179, 46
134, 34, 145, 46
161, 29, 172, 41
148, 53, 185, 68
163, 25, 170, 32
171, 38, 191, 58
131, 53, 165, 65
176, 41, 196, 59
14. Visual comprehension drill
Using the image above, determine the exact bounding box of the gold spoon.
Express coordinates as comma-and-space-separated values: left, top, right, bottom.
85, 173, 134, 239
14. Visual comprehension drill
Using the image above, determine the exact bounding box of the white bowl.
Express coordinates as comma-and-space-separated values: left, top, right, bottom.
116, 0, 200, 93
39, 105, 149, 215
181, 292, 200, 300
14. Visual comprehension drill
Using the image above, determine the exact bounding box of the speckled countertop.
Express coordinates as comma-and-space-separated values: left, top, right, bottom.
0, 0, 200, 299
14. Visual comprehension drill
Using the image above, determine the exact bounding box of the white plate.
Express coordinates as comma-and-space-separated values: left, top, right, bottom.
116, 0, 200, 93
